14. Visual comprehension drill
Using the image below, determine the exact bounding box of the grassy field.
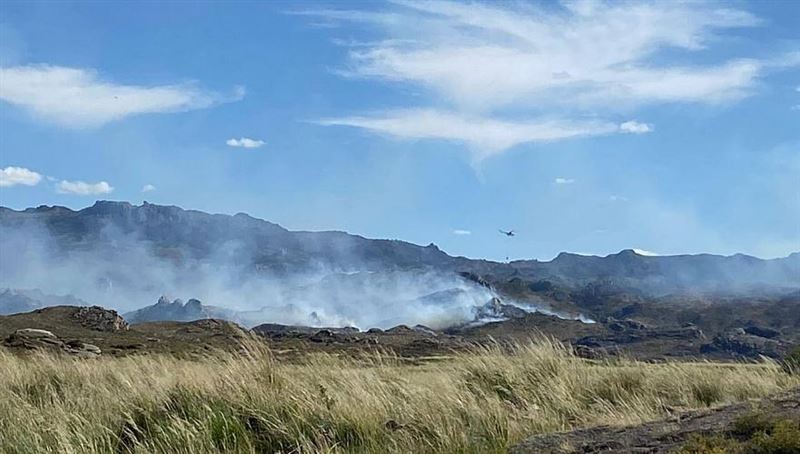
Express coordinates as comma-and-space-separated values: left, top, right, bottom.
1, 340, 797, 454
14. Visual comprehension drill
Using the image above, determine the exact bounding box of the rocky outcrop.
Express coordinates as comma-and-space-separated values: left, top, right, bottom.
473, 297, 528, 320
700, 330, 788, 359
71, 306, 129, 332
3, 328, 101, 357
743, 325, 781, 339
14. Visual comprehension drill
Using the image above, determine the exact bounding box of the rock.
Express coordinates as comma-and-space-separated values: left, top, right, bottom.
63, 340, 101, 357
700, 331, 787, 359
607, 318, 649, 331
4, 328, 63, 350
574, 345, 603, 360
3, 329, 100, 357
473, 297, 528, 320
14, 328, 56, 339
310, 329, 335, 342
743, 325, 780, 339
72, 306, 129, 332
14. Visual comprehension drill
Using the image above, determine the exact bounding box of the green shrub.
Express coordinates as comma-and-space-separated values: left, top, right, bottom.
748, 419, 800, 454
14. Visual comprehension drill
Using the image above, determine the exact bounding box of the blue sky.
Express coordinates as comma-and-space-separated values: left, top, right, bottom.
0, 0, 798, 261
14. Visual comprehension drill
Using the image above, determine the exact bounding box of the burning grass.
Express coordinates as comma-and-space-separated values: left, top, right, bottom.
1, 340, 797, 453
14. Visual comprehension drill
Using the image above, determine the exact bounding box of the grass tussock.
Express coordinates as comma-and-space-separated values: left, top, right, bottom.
1, 340, 797, 453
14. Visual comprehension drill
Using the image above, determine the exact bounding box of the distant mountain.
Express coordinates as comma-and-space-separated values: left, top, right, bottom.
0, 201, 454, 274
1, 201, 797, 300
0, 289, 88, 315
507, 250, 800, 294
124, 296, 239, 324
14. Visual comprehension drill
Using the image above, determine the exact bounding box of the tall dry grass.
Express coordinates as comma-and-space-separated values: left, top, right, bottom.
1, 340, 797, 453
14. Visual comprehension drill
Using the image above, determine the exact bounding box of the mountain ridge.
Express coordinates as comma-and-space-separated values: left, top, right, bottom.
1, 200, 797, 296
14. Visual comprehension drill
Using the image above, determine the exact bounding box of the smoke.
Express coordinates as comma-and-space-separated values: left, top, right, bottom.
0, 220, 510, 328
0, 206, 607, 329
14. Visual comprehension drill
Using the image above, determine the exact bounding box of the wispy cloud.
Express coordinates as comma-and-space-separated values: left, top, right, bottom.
0, 65, 244, 127
304, 1, 790, 158
226, 137, 265, 148
141, 184, 156, 193
452, 229, 471, 235
0, 166, 42, 187
56, 180, 113, 195
319, 109, 618, 159
619, 121, 653, 134
325, 1, 763, 109
554, 177, 575, 184
610, 195, 629, 202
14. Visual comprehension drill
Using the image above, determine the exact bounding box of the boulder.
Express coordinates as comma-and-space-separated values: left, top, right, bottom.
743, 326, 780, 339
700, 331, 787, 359
14, 328, 56, 339
607, 318, 649, 332
63, 340, 101, 358
3, 329, 100, 357
473, 297, 528, 320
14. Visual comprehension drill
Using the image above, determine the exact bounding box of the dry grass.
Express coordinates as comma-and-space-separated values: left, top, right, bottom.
1, 340, 797, 453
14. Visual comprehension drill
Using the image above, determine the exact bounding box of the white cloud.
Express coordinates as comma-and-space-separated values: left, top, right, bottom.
312, 1, 766, 110
226, 137, 265, 148
141, 184, 156, 193
319, 109, 618, 159
452, 229, 471, 235
305, 1, 793, 157
0, 65, 244, 127
609, 195, 629, 202
619, 121, 654, 134
56, 180, 114, 195
554, 177, 575, 184
633, 248, 660, 256
0, 166, 42, 187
